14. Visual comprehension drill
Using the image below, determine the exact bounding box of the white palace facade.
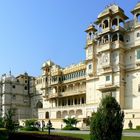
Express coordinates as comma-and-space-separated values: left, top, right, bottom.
1, 2, 140, 129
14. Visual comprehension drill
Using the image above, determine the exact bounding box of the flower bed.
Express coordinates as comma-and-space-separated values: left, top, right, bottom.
8, 132, 83, 140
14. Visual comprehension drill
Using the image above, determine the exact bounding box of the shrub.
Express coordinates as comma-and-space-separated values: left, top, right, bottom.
25, 119, 37, 127
20, 127, 39, 131
136, 125, 140, 130
90, 96, 124, 140
62, 125, 80, 130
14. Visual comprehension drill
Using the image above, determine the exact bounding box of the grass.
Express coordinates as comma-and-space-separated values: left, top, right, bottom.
50, 132, 140, 140
1, 129, 140, 140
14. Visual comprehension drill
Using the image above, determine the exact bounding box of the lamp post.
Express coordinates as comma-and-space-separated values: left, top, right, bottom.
41, 120, 45, 131
47, 120, 52, 135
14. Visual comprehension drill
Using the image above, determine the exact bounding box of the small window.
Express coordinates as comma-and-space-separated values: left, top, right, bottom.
12, 85, 15, 89
24, 86, 28, 90
25, 80, 28, 83
138, 84, 140, 92
137, 32, 140, 38
88, 64, 92, 70
106, 75, 110, 81
13, 94, 16, 99
137, 50, 140, 59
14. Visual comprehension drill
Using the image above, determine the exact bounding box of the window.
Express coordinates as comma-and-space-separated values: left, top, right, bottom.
13, 94, 16, 100
24, 86, 28, 90
88, 64, 92, 70
137, 50, 140, 59
137, 32, 140, 38
106, 75, 110, 81
12, 85, 15, 89
138, 84, 140, 92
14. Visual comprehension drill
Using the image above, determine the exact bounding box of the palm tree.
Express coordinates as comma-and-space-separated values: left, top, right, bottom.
63, 117, 79, 127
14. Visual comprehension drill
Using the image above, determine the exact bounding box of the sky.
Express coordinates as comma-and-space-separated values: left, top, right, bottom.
0, 0, 139, 76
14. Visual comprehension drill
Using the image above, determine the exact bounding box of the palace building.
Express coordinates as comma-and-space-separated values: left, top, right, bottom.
1, 2, 140, 129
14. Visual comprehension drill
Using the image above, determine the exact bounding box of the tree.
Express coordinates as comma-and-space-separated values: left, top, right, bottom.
90, 96, 124, 140
63, 117, 79, 127
4, 108, 16, 136
0, 117, 4, 128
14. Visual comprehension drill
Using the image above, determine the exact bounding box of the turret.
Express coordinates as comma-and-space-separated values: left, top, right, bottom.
131, 2, 140, 28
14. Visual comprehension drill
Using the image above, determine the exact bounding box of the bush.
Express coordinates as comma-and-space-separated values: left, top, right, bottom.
25, 119, 37, 127
136, 125, 140, 130
62, 125, 80, 130
20, 127, 39, 131
90, 96, 124, 140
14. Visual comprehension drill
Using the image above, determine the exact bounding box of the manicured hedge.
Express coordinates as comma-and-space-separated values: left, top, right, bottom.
20, 127, 39, 131
136, 125, 140, 130
62, 126, 80, 130
8, 132, 83, 140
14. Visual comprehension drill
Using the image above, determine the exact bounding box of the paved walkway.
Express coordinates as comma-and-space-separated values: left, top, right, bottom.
50, 130, 140, 137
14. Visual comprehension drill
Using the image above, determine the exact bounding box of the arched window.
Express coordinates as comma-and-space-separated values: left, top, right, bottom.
103, 20, 108, 28
103, 34, 109, 43
112, 34, 118, 42
36, 101, 43, 108
57, 111, 61, 118
98, 24, 102, 33
136, 13, 140, 22
112, 18, 117, 29
119, 34, 124, 42
45, 112, 49, 119
119, 18, 124, 28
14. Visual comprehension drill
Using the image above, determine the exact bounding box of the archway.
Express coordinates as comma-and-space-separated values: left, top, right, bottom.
36, 101, 43, 108
56, 111, 61, 118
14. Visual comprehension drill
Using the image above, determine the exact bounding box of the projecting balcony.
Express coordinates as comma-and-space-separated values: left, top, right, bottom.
111, 40, 125, 50
98, 27, 111, 36
97, 42, 111, 53
98, 82, 119, 92
63, 76, 86, 84
60, 89, 86, 97
112, 26, 125, 32
48, 92, 61, 99
51, 70, 61, 76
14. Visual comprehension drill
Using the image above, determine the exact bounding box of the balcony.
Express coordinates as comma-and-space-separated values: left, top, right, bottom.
102, 66, 112, 74
112, 26, 125, 32
98, 27, 111, 35
63, 76, 86, 84
51, 69, 61, 76
48, 92, 60, 99
60, 89, 86, 97
97, 42, 111, 53
111, 41, 125, 50
98, 82, 119, 92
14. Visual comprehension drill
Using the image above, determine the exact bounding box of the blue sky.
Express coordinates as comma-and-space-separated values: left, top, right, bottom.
0, 0, 139, 76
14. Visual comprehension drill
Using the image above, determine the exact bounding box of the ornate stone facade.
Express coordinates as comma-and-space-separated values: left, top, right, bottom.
1, 2, 140, 129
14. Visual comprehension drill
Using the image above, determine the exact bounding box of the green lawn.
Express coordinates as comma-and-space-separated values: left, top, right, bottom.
53, 132, 140, 140
1, 130, 140, 140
